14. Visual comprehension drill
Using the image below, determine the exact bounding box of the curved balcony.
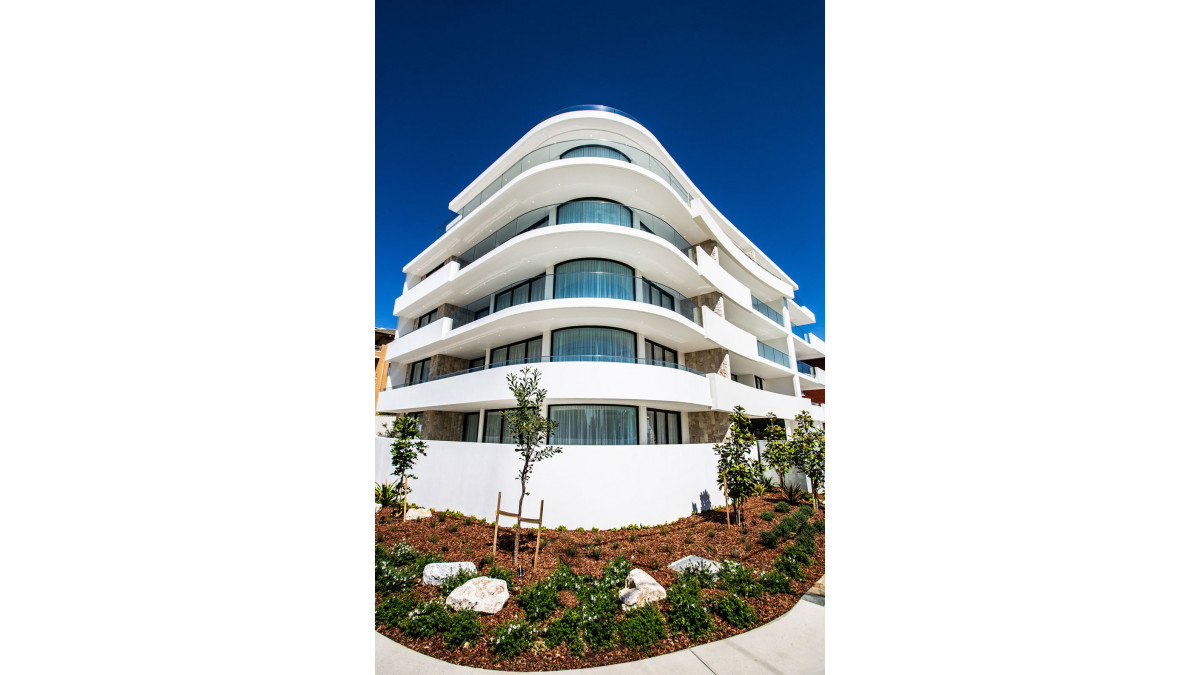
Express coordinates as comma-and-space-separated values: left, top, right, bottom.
457, 200, 692, 266
383, 355, 705, 391
448, 271, 700, 330
456, 138, 691, 220
544, 105, 641, 124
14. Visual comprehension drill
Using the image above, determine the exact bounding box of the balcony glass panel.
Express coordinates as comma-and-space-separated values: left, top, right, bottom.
757, 341, 790, 367
556, 200, 632, 228
560, 145, 631, 162
551, 326, 635, 363
554, 260, 634, 300
751, 296, 785, 326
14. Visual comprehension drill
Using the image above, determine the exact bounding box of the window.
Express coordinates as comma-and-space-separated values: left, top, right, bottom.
462, 412, 480, 442
549, 404, 638, 445
483, 409, 516, 443
646, 408, 682, 445
754, 375, 765, 390
553, 259, 634, 300
489, 336, 543, 368
559, 145, 631, 162
493, 275, 545, 312
552, 326, 635, 363
408, 358, 431, 386
731, 374, 740, 383
416, 309, 437, 329
642, 280, 676, 312
645, 339, 678, 367
556, 199, 633, 228
469, 357, 485, 371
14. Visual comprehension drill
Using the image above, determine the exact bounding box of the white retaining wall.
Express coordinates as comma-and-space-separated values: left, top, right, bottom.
375, 437, 725, 529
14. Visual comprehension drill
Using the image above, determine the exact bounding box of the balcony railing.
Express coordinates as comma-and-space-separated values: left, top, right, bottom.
457, 138, 691, 220
757, 340, 791, 367
751, 295, 785, 326
457, 201, 691, 265
796, 361, 814, 376
544, 105, 641, 124
383, 354, 705, 390
448, 272, 700, 329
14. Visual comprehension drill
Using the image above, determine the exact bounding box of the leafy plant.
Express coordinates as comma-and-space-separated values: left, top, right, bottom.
759, 411, 792, 498
436, 512, 447, 523
502, 367, 563, 566
375, 481, 402, 507
814, 519, 825, 533
774, 501, 791, 513
707, 529, 716, 539
611, 542, 620, 549
713, 406, 765, 525
401, 601, 449, 638
427, 534, 438, 543
556, 525, 567, 532
780, 478, 806, 505
516, 580, 561, 622
773, 544, 810, 580
564, 545, 578, 557
760, 510, 775, 522
375, 543, 441, 595
628, 533, 638, 542
637, 545, 647, 555
666, 576, 712, 638
717, 560, 764, 598
790, 411, 825, 511
544, 608, 585, 655
385, 415, 427, 513
576, 584, 619, 649
375, 594, 418, 627
758, 529, 779, 548
587, 546, 601, 560
760, 570, 792, 594
710, 593, 757, 628
489, 565, 514, 587
441, 610, 481, 649
597, 555, 633, 590
491, 619, 539, 660
618, 604, 666, 651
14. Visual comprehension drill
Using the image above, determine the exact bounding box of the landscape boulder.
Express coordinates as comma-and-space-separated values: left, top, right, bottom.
445, 577, 509, 614
668, 555, 720, 576
619, 568, 666, 610
403, 507, 432, 521
421, 561, 477, 586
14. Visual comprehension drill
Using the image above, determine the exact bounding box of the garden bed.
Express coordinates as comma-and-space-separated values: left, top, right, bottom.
375, 492, 824, 671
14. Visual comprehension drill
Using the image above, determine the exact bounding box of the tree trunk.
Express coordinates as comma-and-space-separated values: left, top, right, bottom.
513, 477, 526, 567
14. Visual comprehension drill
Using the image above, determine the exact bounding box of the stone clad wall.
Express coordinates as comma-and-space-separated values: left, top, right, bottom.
688, 411, 732, 444
694, 240, 719, 262
434, 303, 462, 320
422, 410, 465, 442
429, 354, 471, 378
689, 291, 724, 319
684, 348, 730, 378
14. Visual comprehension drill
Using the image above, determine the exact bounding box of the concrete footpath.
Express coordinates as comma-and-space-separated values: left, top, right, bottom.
375, 577, 825, 674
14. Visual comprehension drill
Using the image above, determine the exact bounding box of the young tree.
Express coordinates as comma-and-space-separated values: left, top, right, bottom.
790, 411, 826, 511
385, 414, 427, 516
501, 367, 562, 566
713, 406, 764, 526
759, 412, 792, 493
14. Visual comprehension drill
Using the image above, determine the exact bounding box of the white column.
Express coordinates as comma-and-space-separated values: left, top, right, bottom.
633, 269, 644, 303
636, 333, 646, 359
476, 408, 485, 443
681, 412, 691, 444
542, 329, 552, 360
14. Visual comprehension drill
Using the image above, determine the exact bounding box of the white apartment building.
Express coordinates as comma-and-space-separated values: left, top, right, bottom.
376, 105, 824, 528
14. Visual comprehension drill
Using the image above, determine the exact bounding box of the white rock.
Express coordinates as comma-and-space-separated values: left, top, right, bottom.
445, 577, 509, 614
403, 507, 432, 521
422, 561, 477, 586
668, 555, 720, 576
620, 568, 666, 610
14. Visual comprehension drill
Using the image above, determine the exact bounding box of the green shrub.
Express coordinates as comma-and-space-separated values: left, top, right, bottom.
593, 534, 603, 544
481, 553, 494, 567
576, 527, 584, 532
565, 545, 578, 557
448, 524, 458, 533
773, 501, 790, 513
628, 532, 638, 542
587, 546, 601, 559
597, 555, 633, 590
759, 510, 775, 522
619, 604, 666, 651
489, 566, 514, 587
760, 570, 792, 594
677, 566, 717, 589
576, 583, 620, 650
375, 481, 402, 507
544, 608, 585, 656
611, 542, 620, 549
375, 594, 418, 627
814, 519, 825, 533
427, 534, 438, 543
442, 610, 481, 649
439, 568, 482, 596
707, 529, 716, 538
666, 577, 712, 638
637, 545, 647, 555
436, 512, 447, 522
516, 580, 561, 622
717, 560, 764, 598
546, 560, 588, 593
401, 601, 449, 638
491, 619, 539, 660
375, 544, 440, 595
758, 529, 779, 548
710, 593, 757, 628
773, 544, 810, 580
556, 525, 567, 532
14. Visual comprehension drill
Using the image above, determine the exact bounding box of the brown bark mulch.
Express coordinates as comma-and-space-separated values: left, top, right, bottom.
375, 493, 824, 671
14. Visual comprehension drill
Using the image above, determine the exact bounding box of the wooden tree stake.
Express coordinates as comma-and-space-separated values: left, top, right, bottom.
490, 492, 547, 572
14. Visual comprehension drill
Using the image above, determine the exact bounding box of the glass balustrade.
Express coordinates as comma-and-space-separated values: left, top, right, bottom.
382, 354, 704, 390
751, 295, 785, 326
757, 340, 790, 367
456, 138, 690, 220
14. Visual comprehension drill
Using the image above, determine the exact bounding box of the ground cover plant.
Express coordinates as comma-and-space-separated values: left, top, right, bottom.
374, 490, 824, 671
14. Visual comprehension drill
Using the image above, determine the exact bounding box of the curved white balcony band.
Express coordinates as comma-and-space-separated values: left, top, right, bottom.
377, 359, 712, 414
708, 374, 812, 419
454, 138, 691, 220
395, 225, 704, 320
408, 160, 700, 278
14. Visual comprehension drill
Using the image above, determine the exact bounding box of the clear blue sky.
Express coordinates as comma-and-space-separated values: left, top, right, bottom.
377, 0, 824, 340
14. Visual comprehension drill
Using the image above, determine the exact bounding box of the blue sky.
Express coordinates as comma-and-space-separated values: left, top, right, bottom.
377, 0, 824, 340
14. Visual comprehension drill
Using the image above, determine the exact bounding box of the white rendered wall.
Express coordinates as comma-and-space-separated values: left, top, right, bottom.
375, 438, 725, 529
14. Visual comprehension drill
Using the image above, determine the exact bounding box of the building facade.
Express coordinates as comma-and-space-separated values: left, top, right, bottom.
376, 106, 824, 527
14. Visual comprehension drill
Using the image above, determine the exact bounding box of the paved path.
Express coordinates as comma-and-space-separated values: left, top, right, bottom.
375, 576, 825, 674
